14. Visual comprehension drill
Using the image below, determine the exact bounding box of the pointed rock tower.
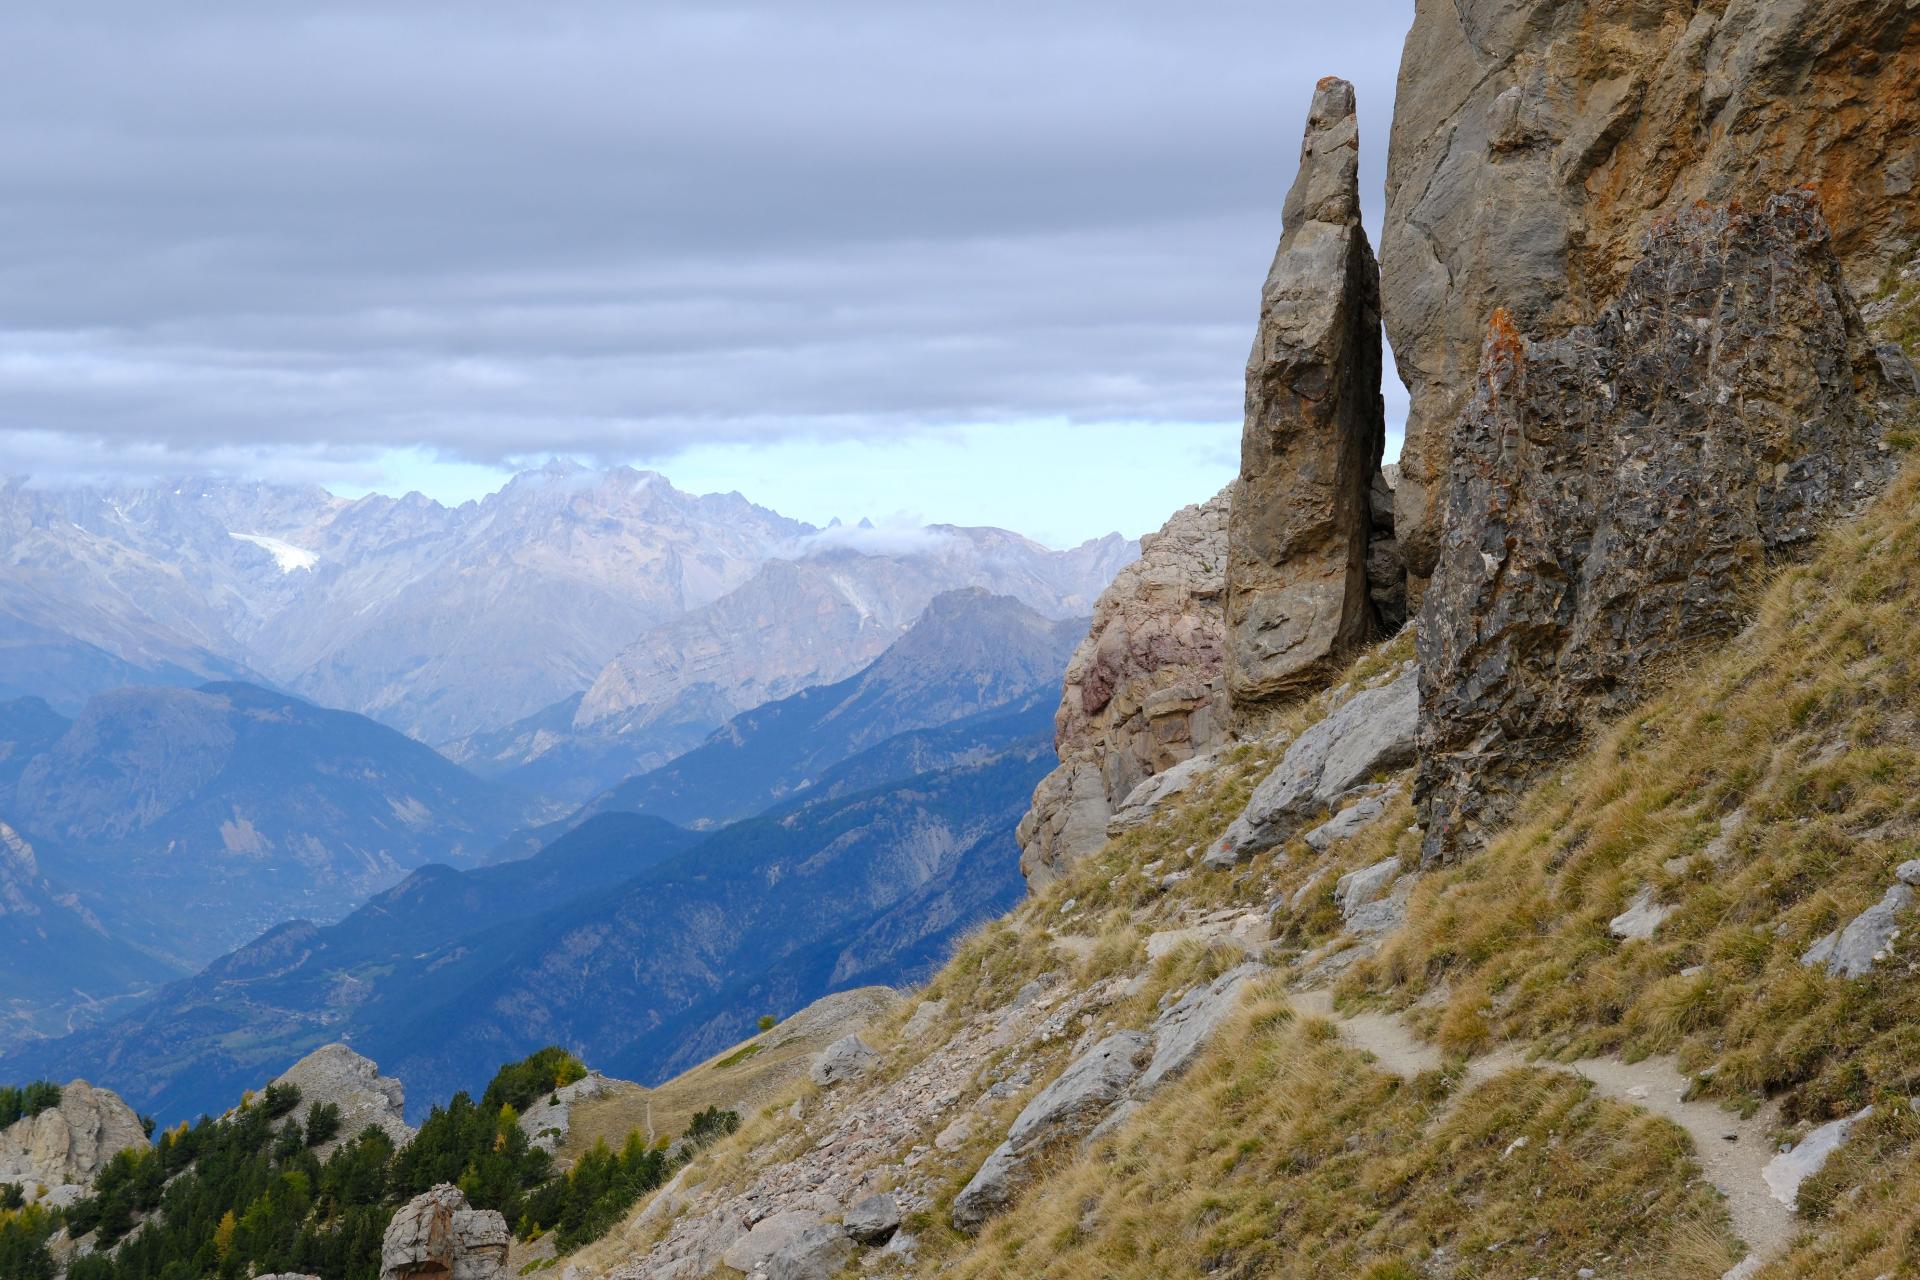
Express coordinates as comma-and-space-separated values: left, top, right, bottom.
1226, 77, 1389, 728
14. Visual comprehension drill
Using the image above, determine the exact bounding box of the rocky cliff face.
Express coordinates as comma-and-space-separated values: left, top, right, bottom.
1018, 490, 1229, 886
1415, 191, 1912, 863
0, 1079, 148, 1202
1382, 0, 1920, 602
1226, 77, 1389, 725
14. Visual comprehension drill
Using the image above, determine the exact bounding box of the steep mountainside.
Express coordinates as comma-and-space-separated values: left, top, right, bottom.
6, 682, 537, 968
0, 813, 700, 1123
504, 533, 1128, 802
577, 590, 1080, 828
367, 745, 1043, 1110
0, 697, 69, 791
549, 456, 1920, 1280
2, 738, 1044, 1124
0, 820, 178, 1051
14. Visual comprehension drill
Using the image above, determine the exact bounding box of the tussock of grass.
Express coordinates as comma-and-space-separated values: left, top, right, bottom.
1341, 462, 1920, 1137
925, 988, 1738, 1280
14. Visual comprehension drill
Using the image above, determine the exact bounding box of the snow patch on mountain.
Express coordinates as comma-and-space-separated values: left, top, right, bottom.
228, 531, 319, 572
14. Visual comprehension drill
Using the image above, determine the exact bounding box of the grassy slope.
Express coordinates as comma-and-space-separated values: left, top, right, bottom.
584, 344, 1920, 1276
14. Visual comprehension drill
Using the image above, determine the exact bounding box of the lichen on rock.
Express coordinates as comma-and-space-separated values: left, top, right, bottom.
1416, 191, 1911, 864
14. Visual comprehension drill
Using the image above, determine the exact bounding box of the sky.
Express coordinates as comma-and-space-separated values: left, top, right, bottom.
0, 2, 1415, 546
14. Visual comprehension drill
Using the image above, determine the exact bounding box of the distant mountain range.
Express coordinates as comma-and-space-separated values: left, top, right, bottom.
0, 590, 1064, 1120
0, 682, 537, 988
574, 588, 1081, 829
443, 526, 1130, 805
0, 465, 1133, 772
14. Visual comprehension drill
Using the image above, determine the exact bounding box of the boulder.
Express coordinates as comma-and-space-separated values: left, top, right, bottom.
1416, 193, 1907, 864
1018, 489, 1231, 885
1107, 751, 1217, 834
270, 1044, 413, 1155
1381, 0, 1920, 604
809, 1034, 879, 1086
1302, 789, 1393, 853
952, 1032, 1150, 1230
841, 1192, 901, 1244
1136, 964, 1265, 1097
721, 1209, 849, 1279
1609, 888, 1673, 943
1333, 858, 1401, 922
380, 1184, 508, 1280
1762, 1107, 1873, 1208
1802, 883, 1914, 979
0, 1080, 149, 1195
1226, 76, 1389, 722
899, 999, 946, 1042
1204, 669, 1417, 867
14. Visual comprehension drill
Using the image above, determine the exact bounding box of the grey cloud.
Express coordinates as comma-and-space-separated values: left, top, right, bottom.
0, 1, 1414, 474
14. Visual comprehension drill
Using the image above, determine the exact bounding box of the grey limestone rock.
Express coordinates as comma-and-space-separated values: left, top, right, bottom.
809, 1034, 880, 1086
1802, 883, 1914, 979
952, 1031, 1151, 1230
1227, 76, 1390, 723
841, 1191, 902, 1244
1204, 669, 1417, 868
380, 1184, 508, 1280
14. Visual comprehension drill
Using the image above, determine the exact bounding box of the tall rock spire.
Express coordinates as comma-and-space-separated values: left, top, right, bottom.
1225, 77, 1389, 727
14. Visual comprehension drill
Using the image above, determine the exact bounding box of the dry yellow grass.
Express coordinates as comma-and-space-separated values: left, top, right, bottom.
1335, 459, 1920, 1137
924, 986, 1739, 1280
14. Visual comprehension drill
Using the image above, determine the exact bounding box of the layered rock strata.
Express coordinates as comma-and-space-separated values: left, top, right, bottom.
1383, 0, 1920, 601
1416, 192, 1911, 863
1226, 76, 1388, 725
1017, 490, 1230, 885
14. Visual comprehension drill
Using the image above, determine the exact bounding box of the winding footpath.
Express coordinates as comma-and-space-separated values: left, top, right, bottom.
1289, 989, 1789, 1276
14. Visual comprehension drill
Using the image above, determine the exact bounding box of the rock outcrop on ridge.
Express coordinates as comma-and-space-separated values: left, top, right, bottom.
0, 1079, 148, 1203
1381, 0, 1920, 602
1415, 191, 1912, 863
269, 1043, 414, 1155
1226, 76, 1389, 725
1017, 490, 1230, 886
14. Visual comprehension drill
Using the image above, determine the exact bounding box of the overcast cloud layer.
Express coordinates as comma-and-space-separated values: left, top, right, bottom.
0, 1, 1414, 494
